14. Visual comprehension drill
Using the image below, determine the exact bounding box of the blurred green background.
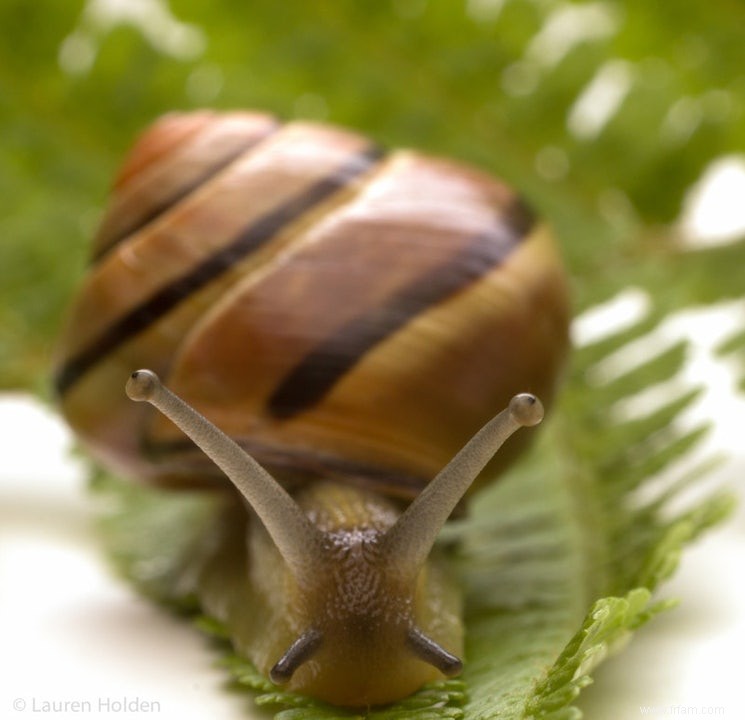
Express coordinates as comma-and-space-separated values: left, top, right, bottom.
1, 0, 744, 393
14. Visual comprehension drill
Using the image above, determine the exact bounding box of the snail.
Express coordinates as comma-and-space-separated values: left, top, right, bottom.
53, 110, 570, 707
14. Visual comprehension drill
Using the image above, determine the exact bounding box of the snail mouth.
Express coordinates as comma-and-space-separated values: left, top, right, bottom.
268, 617, 462, 708
269, 624, 462, 687
270, 553, 462, 687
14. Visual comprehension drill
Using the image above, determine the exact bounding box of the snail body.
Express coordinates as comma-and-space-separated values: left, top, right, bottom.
54, 110, 570, 706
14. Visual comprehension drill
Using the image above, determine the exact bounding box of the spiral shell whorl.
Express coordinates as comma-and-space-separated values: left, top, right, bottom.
54, 111, 570, 495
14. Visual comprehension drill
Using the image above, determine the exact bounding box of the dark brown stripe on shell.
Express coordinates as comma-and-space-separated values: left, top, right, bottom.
90, 125, 280, 264
503, 196, 536, 238
54, 143, 385, 397
267, 210, 535, 420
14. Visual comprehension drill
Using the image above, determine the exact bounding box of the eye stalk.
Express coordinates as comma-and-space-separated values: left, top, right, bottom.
125, 368, 160, 401
126, 369, 325, 582
379, 391, 543, 579
126, 369, 543, 698
509, 392, 544, 427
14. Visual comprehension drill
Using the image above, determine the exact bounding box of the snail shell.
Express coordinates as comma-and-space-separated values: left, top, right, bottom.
54, 109, 570, 500
54, 110, 570, 706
